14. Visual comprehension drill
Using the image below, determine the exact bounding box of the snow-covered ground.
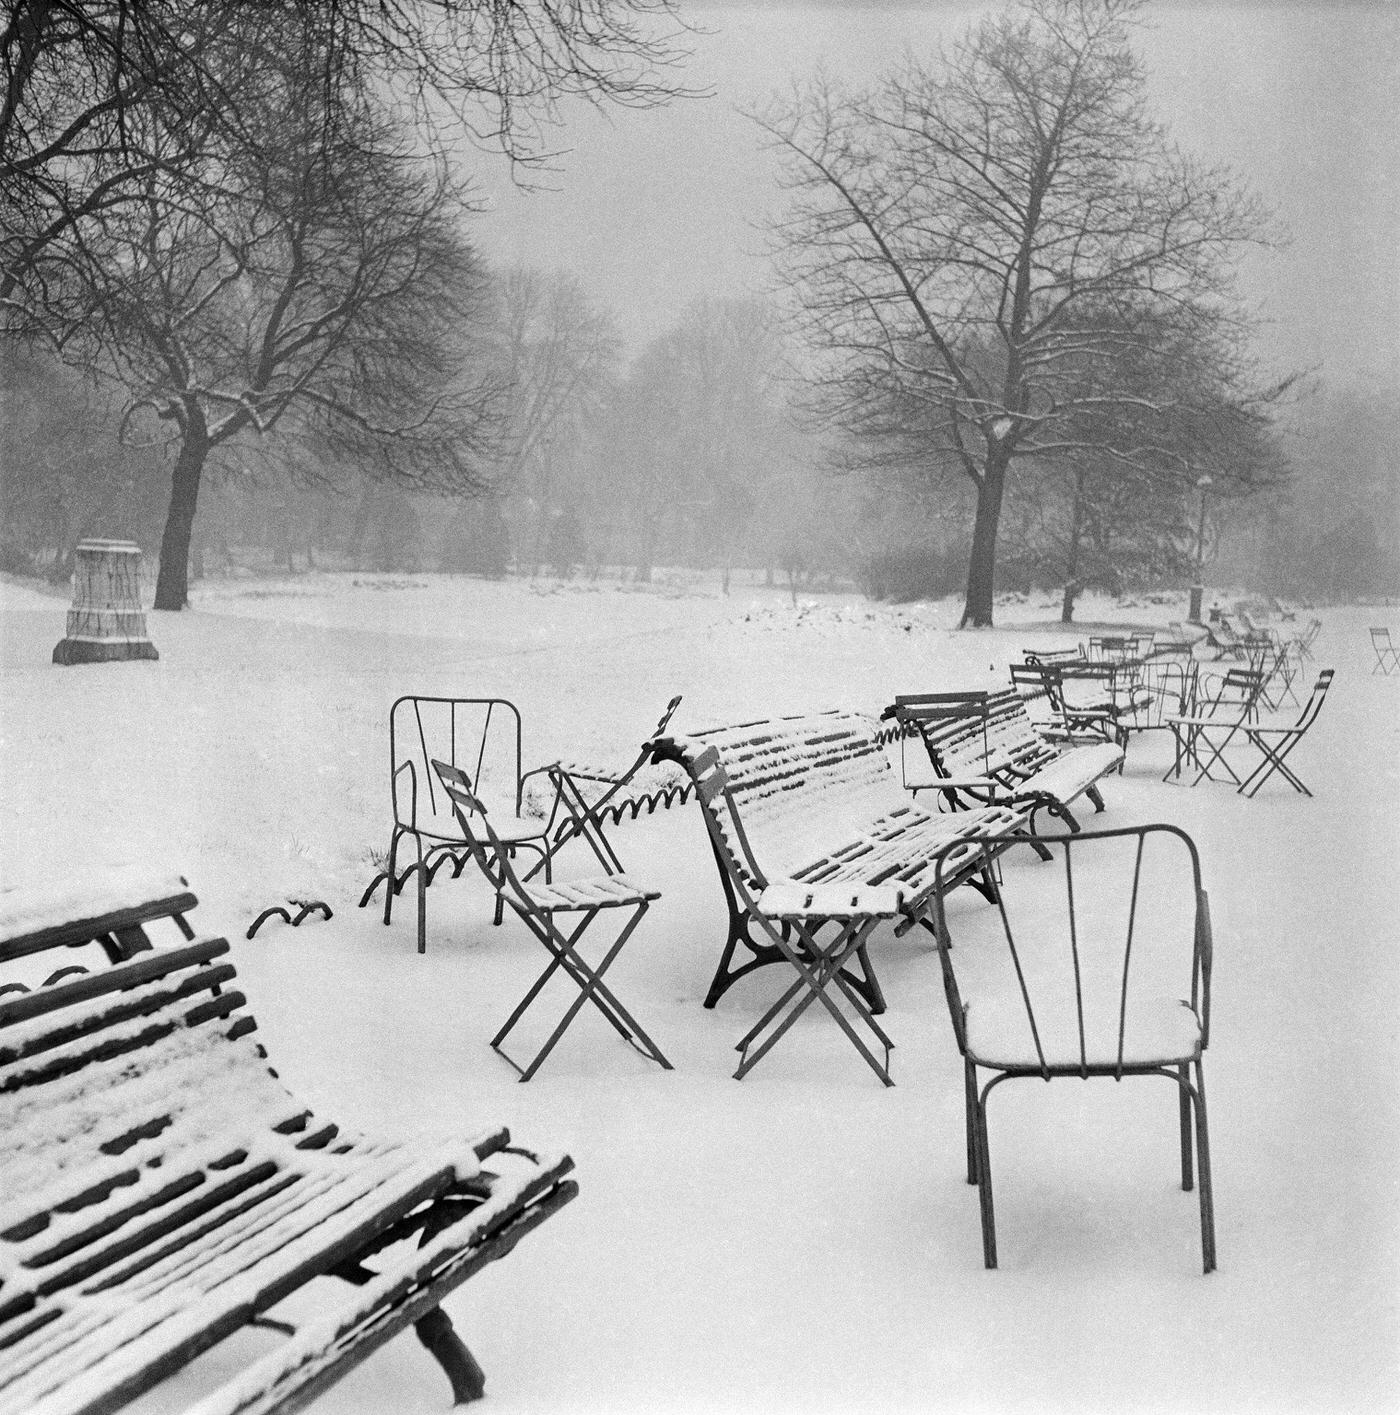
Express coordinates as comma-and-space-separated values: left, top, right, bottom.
2, 571, 1397, 1414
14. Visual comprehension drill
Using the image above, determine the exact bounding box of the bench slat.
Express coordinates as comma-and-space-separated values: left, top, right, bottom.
1, 906, 576, 1415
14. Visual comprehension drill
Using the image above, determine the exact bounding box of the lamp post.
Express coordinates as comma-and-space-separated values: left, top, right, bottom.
1188, 475, 1213, 623
1194, 474, 1213, 579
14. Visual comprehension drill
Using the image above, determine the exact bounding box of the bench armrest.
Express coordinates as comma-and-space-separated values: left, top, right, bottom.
182, 1153, 578, 1415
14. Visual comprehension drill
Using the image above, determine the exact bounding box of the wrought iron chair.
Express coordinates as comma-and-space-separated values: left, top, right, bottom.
379, 696, 560, 953
1236, 669, 1335, 798
432, 759, 672, 1082
1370, 628, 1399, 676
929, 825, 1216, 1272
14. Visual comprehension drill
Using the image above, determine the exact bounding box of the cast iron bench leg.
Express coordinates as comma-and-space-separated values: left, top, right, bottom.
415, 1307, 487, 1404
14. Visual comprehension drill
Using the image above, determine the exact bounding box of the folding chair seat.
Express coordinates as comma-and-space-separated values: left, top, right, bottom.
1236, 669, 1335, 798
1370, 628, 1399, 676
1163, 666, 1266, 786
432, 759, 672, 1082
928, 825, 1216, 1273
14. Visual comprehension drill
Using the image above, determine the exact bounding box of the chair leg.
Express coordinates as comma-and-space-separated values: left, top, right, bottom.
414, 837, 427, 954
965, 1059, 980, 1186
974, 1078, 998, 1269
384, 828, 404, 926
1238, 734, 1309, 799
1177, 1063, 1194, 1192
1192, 1060, 1217, 1274
493, 904, 671, 1081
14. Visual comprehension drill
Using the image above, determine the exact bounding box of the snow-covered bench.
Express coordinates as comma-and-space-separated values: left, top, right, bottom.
648, 711, 1025, 1083
0, 874, 577, 1415
883, 689, 1124, 832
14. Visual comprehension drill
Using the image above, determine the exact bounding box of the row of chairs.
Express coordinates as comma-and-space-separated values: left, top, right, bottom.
1162, 665, 1334, 796
361, 626, 1334, 1269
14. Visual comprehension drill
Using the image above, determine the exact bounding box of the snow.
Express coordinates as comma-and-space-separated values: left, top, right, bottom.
2, 571, 1398, 1414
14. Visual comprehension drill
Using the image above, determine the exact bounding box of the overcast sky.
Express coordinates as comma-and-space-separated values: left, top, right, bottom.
472, 1, 1399, 393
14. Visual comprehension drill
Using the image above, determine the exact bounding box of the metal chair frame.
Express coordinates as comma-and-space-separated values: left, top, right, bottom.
1257, 639, 1301, 710
1163, 667, 1266, 786
1236, 669, 1335, 798
432, 759, 672, 1082
384, 696, 558, 953
929, 825, 1216, 1273
1012, 661, 1121, 748
1370, 628, 1399, 676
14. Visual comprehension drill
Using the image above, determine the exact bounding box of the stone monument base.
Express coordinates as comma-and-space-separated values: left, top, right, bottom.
53, 637, 160, 665
51, 538, 160, 666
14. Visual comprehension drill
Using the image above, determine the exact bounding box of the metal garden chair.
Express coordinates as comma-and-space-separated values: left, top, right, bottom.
1370, 628, 1399, 676
1236, 669, 1335, 798
1291, 617, 1322, 664
1162, 666, 1266, 786
380, 696, 559, 953
432, 759, 672, 1082
929, 825, 1216, 1272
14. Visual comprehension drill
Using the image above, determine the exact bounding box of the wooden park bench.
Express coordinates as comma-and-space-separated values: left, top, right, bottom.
882, 688, 1124, 832
649, 711, 1026, 1085
0, 873, 577, 1415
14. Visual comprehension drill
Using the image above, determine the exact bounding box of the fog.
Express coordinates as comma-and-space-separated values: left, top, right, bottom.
475, 0, 1400, 390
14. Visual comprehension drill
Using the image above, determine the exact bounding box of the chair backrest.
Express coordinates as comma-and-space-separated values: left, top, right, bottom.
391, 696, 525, 832
930, 825, 1211, 1079
1086, 635, 1143, 662
1021, 646, 1083, 666
1370, 627, 1393, 650
1197, 665, 1266, 716
1290, 669, 1335, 732
1010, 661, 1070, 733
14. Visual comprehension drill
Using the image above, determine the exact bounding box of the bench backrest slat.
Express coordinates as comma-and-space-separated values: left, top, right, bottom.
658, 711, 909, 886
0, 941, 312, 1263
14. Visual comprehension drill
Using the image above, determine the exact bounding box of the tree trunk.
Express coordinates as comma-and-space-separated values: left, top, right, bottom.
959, 459, 1007, 628
154, 412, 210, 609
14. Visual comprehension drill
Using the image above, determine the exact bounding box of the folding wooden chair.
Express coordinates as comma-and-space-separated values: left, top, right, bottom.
1370, 628, 1399, 676
432, 759, 672, 1082
929, 825, 1216, 1272
1163, 666, 1266, 786
1236, 669, 1335, 798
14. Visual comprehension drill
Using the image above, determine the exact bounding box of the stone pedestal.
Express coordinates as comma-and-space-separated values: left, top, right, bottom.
52, 540, 160, 665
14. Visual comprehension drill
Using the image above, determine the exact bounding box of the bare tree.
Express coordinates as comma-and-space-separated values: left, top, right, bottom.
488, 267, 620, 573
2, 0, 691, 314
609, 297, 790, 588
754, 0, 1280, 626
49, 27, 498, 608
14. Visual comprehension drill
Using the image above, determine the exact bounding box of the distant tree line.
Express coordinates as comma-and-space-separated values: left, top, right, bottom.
4, 0, 1392, 616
